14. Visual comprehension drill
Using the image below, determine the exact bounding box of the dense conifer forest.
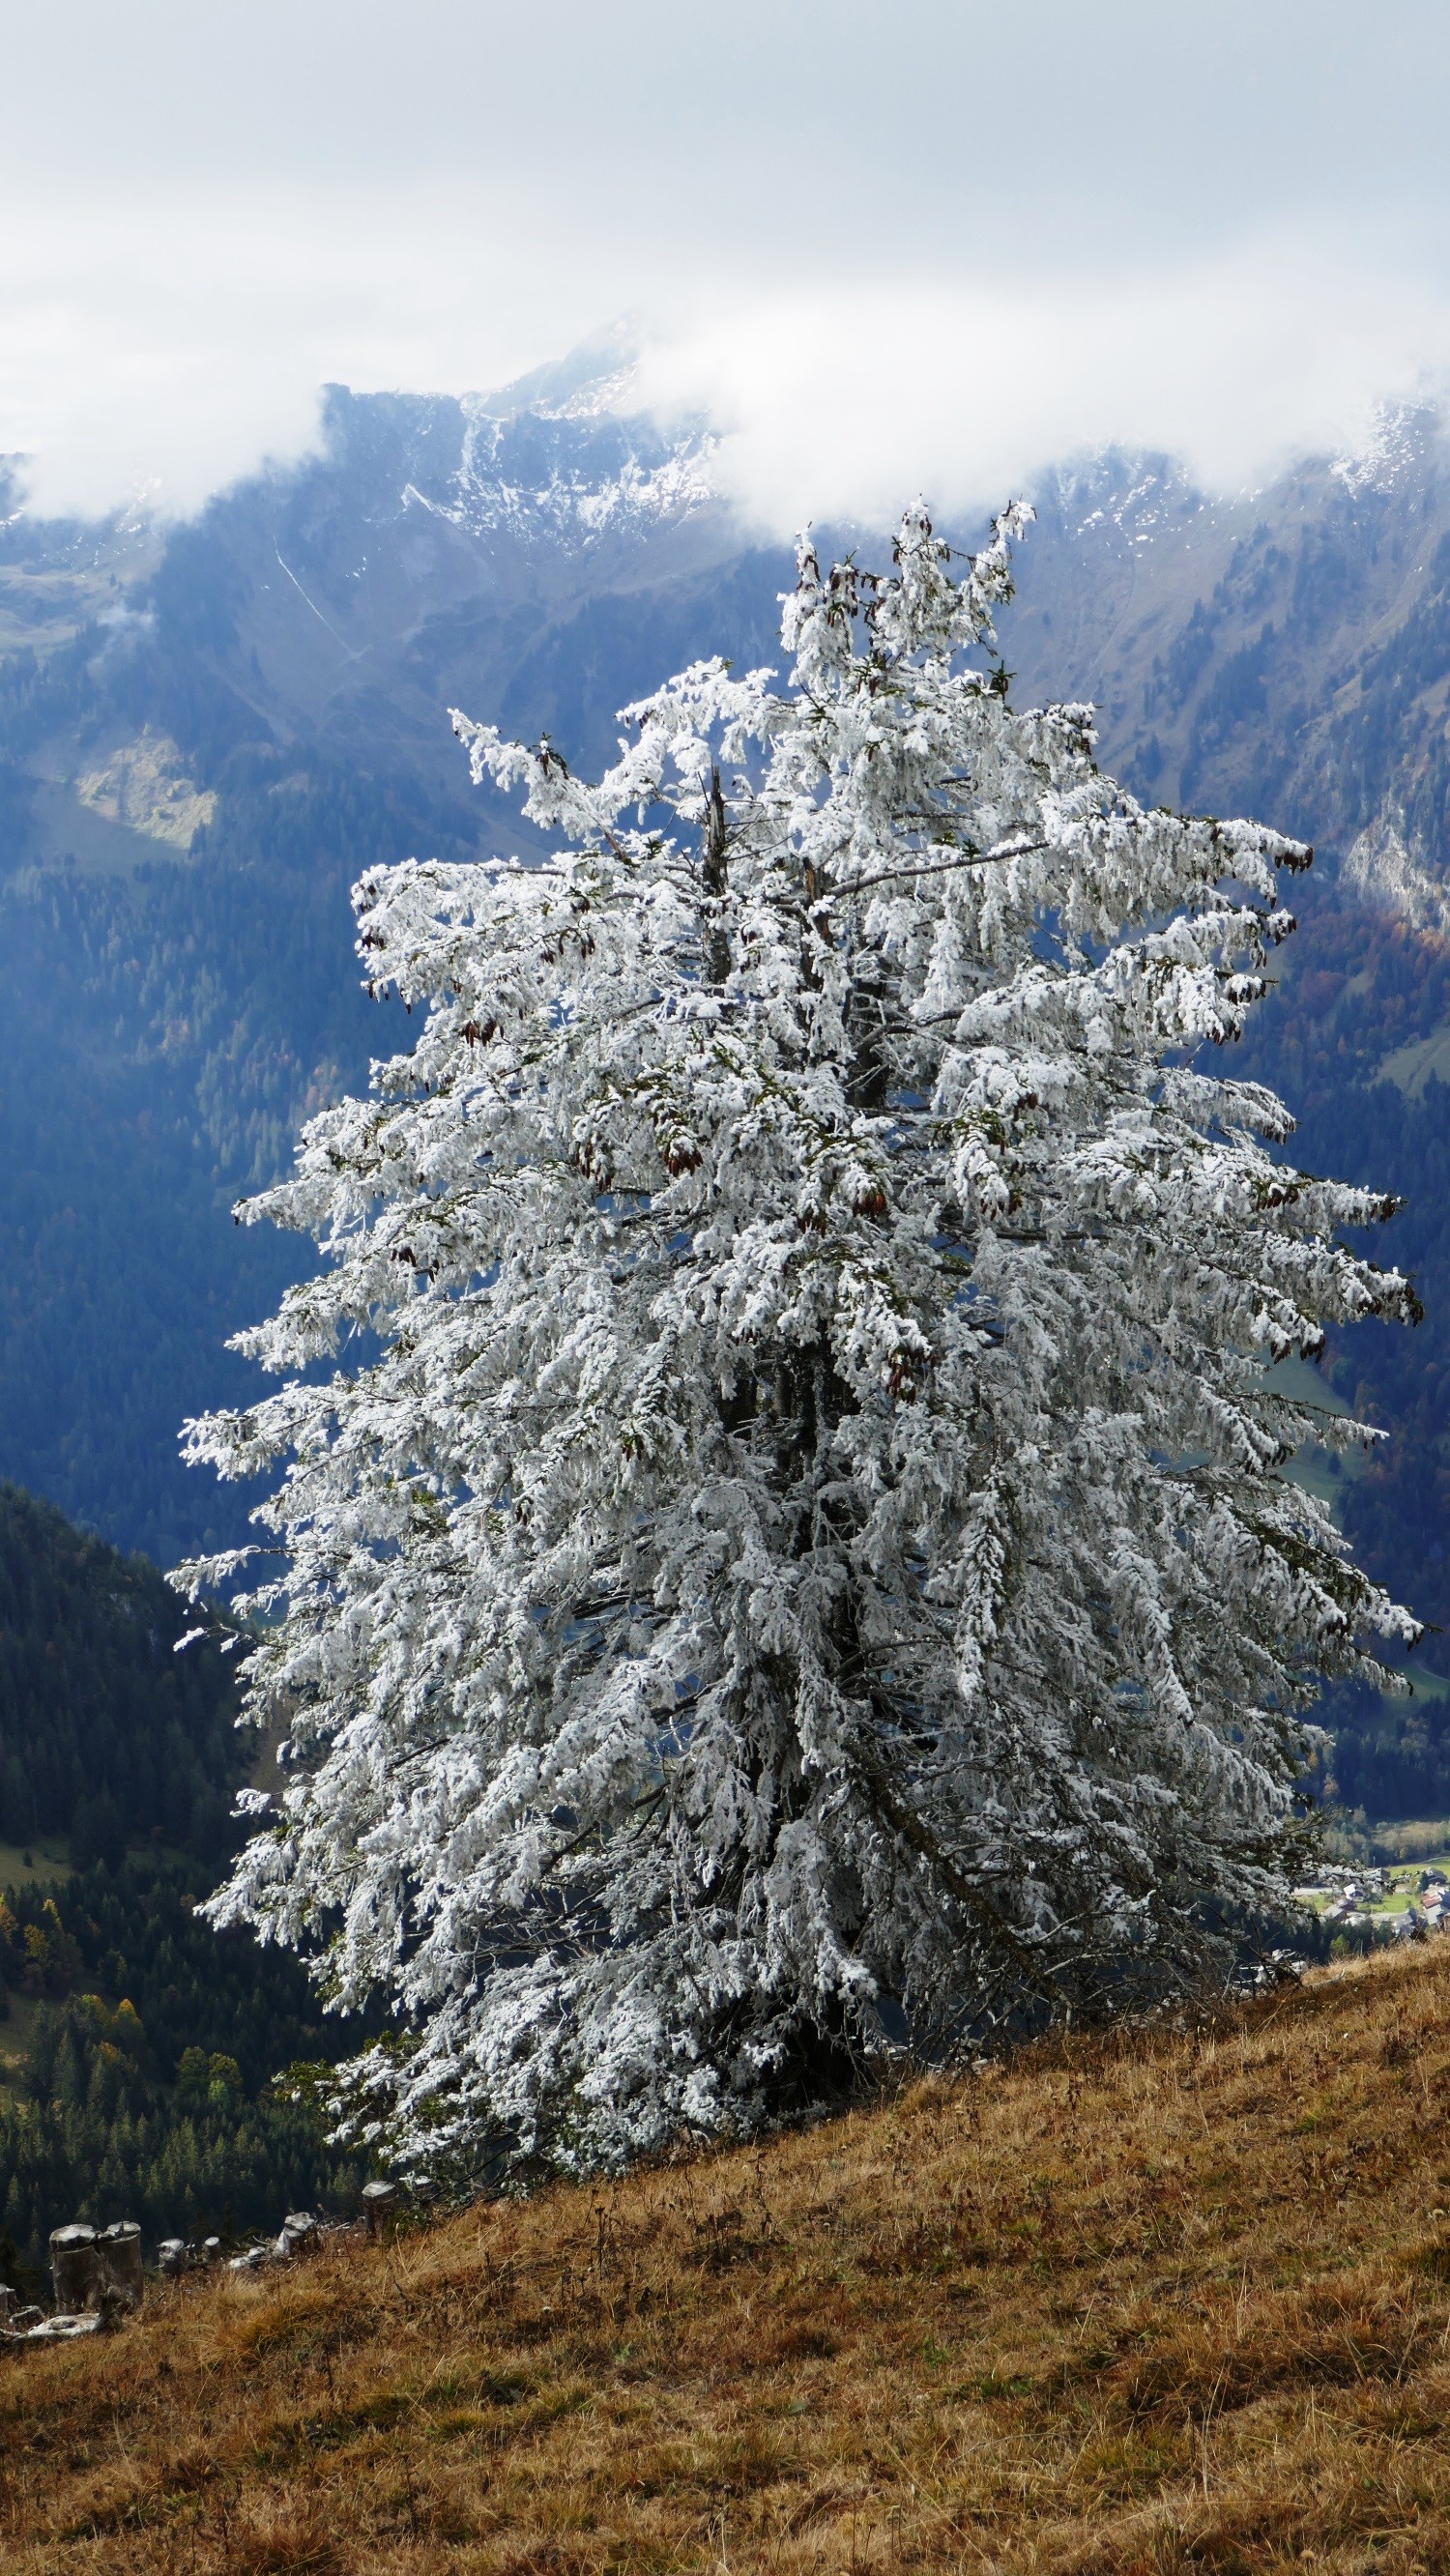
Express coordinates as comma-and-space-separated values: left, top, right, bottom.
0, 1488, 362, 2276
1233, 884, 1450, 1809
0, 1485, 238, 1857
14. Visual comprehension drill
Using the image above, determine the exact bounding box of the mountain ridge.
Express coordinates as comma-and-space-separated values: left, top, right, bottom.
2, 350, 1450, 1780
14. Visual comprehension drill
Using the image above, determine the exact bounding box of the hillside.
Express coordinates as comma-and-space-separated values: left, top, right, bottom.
0, 1486, 365, 2270
8, 1942, 1450, 2572
0, 1481, 241, 1865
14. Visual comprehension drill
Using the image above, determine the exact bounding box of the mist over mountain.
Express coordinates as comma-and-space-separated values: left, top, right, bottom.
3, 347, 1450, 1809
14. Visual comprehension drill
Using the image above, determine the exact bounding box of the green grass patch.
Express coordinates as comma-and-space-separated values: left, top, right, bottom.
0, 1837, 72, 1893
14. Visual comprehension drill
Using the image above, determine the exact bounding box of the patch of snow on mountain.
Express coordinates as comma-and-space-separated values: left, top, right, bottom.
1049, 452, 1205, 549
1342, 811, 1450, 932
433, 397, 716, 550
1331, 404, 1436, 497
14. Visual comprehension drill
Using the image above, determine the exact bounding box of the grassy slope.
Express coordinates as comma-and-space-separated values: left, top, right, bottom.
9, 1943, 1450, 2574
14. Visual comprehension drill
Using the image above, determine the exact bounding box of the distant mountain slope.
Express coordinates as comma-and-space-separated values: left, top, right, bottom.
994, 416, 1450, 1661
5, 340, 739, 840
3, 353, 1450, 1783
0, 1484, 366, 2271
998, 406, 1450, 865
0, 1482, 240, 1864
0, 347, 788, 1566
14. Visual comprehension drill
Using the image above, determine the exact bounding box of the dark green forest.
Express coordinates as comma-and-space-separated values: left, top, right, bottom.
0, 1870, 363, 2283
1239, 889, 1450, 1636
1225, 886, 1450, 1820
0, 1483, 238, 1858
0, 1488, 364, 2277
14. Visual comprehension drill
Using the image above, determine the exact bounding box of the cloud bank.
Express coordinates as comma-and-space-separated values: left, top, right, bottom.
4, 2, 1450, 524
638, 248, 1450, 535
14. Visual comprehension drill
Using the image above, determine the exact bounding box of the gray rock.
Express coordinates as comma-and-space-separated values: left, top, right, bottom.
49, 2222, 100, 2312
96, 2220, 143, 2308
361, 2180, 400, 2237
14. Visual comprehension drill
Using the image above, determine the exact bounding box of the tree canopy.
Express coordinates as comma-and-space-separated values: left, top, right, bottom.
180, 507, 1415, 2175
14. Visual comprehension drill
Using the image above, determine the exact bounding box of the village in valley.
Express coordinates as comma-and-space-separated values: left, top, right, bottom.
1296, 1844, 1450, 1939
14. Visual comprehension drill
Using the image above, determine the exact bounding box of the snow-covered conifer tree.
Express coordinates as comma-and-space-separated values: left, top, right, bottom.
177, 506, 1416, 2173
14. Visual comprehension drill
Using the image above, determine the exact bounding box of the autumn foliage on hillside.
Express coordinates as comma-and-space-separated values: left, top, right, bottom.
8, 1941, 1450, 2573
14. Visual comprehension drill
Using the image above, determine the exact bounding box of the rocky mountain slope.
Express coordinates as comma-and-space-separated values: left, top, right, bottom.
1001, 406, 1450, 903
994, 415, 1450, 1705
1, 334, 754, 847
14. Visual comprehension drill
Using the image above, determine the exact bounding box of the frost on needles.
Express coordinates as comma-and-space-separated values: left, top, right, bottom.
176, 504, 1418, 2176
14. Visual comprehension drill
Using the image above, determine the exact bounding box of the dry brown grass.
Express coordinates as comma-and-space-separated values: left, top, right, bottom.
9, 1941, 1450, 2572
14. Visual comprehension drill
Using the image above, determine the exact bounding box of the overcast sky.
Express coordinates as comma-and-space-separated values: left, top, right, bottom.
4, 0, 1450, 524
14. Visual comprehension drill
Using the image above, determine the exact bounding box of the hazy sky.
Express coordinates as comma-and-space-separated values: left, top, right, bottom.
4, 0, 1450, 523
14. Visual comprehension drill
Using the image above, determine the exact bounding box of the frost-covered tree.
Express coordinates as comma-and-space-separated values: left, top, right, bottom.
177, 506, 1416, 2174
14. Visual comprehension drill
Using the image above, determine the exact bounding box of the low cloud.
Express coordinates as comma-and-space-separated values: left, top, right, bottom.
4, 191, 1450, 534
636, 245, 1450, 535
6, 6, 1450, 525
0, 185, 608, 520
